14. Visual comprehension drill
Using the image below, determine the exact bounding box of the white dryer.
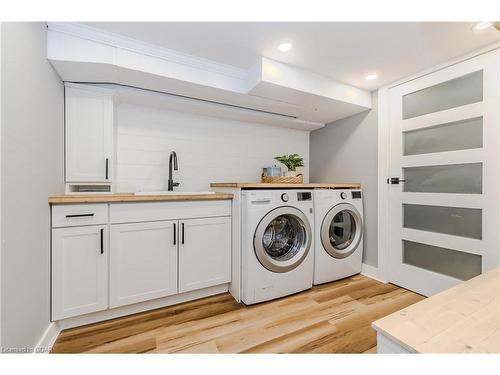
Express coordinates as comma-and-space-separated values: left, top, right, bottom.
313, 189, 364, 285
241, 190, 314, 305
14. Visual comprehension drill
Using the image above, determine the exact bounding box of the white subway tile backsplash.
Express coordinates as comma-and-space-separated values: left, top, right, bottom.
115, 104, 309, 192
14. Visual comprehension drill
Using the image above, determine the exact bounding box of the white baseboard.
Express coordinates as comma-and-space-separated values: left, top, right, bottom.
34, 322, 61, 354
361, 263, 387, 283
57, 283, 229, 331
33, 284, 229, 353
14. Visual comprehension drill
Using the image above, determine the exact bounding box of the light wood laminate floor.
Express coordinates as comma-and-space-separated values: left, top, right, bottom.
52, 275, 424, 353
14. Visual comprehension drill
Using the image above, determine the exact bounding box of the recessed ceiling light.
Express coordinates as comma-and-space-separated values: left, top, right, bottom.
278, 42, 292, 52
473, 22, 493, 30
365, 74, 378, 81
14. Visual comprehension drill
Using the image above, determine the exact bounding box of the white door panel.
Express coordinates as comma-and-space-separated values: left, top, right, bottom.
387, 49, 499, 296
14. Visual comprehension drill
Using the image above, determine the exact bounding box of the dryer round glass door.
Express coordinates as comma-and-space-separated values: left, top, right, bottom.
254, 206, 312, 273
321, 203, 363, 259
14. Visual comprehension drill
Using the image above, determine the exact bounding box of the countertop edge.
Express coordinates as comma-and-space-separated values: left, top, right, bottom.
371, 324, 421, 353
48, 193, 234, 204
210, 182, 361, 189
371, 268, 500, 354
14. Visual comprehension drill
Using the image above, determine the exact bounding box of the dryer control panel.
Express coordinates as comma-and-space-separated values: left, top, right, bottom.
352, 191, 362, 199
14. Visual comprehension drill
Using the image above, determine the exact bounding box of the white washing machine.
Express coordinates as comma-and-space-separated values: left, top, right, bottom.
241, 189, 314, 305
313, 189, 364, 285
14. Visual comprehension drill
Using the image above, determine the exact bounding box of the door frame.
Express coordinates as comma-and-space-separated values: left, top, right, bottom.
377, 42, 500, 282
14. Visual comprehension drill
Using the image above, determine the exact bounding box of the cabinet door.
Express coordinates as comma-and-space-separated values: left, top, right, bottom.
109, 221, 178, 308
179, 217, 231, 293
65, 84, 114, 183
52, 225, 108, 320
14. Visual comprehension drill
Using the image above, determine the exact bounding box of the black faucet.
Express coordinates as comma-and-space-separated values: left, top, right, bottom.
168, 151, 180, 191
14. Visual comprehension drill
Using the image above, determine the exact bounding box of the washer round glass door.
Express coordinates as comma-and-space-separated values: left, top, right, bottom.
321, 203, 363, 259
254, 206, 312, 273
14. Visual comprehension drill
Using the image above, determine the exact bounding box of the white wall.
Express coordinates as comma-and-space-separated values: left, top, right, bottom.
310, 92, 378, 267
0, 22, 3, 349
1, 23, 64, 350
116, 103, 310, 193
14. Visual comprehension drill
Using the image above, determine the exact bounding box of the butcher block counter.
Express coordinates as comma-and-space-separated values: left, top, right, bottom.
210, 182, 361, 189
372, 268, 500, 353
48, 192, 233, 204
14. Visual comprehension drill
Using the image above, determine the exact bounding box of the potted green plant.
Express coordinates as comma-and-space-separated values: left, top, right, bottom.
274, 154, 304, 177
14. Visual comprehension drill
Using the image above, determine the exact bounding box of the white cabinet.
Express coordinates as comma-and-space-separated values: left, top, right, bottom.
52, 225, 108, 320
179, 217, 232, 293
51, 200, 232, 320
109, 221, 178, 308
65, 83, 114, 183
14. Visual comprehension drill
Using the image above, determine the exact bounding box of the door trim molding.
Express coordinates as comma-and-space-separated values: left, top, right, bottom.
361, 263, 386, 283
377, 43, 500, 282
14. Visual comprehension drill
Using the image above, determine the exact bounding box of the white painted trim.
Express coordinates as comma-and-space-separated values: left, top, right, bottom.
377, 87, 391, 282
56, 283, 228, 331
361, 263, 386, 283
33, 322, 60, 354
47, 22, 248, 80
64, 81, 116, 96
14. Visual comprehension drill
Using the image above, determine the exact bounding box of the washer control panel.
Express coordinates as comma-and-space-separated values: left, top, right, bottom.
340, 192, 348, 200
297, 192, 312, 201
243, 190, 314, 206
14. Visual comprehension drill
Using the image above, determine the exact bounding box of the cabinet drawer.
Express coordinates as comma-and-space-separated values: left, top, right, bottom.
109, 200, 231, 224
52, 204, 108, 228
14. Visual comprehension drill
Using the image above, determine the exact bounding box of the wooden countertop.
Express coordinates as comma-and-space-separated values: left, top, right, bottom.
48, 193, 233, 204
372, 268, 500, 353
210, 182, 361, 189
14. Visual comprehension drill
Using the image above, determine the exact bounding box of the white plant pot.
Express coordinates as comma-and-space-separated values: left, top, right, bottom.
285, 171, 296, 177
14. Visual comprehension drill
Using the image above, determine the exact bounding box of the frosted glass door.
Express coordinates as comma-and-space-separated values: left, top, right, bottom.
387, 49, 499, 296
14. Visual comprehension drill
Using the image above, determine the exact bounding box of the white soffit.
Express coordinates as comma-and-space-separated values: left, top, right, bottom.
46, 22, 372, 126
248, 58, 371, 123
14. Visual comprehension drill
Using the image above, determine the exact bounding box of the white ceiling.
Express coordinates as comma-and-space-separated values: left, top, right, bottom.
83, 22, 499, 90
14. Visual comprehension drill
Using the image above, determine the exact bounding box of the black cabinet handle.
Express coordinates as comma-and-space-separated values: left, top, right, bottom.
181, 223, 185, 245
105, 158, 109, 180
100, 228, 104, 254
173, 223, 177, 245
66, 213, 94, 218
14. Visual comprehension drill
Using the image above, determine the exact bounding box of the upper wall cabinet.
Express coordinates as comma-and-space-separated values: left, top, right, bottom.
65, 83, 115, 183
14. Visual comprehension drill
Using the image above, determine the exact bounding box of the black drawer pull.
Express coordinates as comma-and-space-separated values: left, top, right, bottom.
105, 158, 109, 180
173, 223, 177, 245
65, 213, 94, 218
181, 223, 185, 245
100, 228, 104, 254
